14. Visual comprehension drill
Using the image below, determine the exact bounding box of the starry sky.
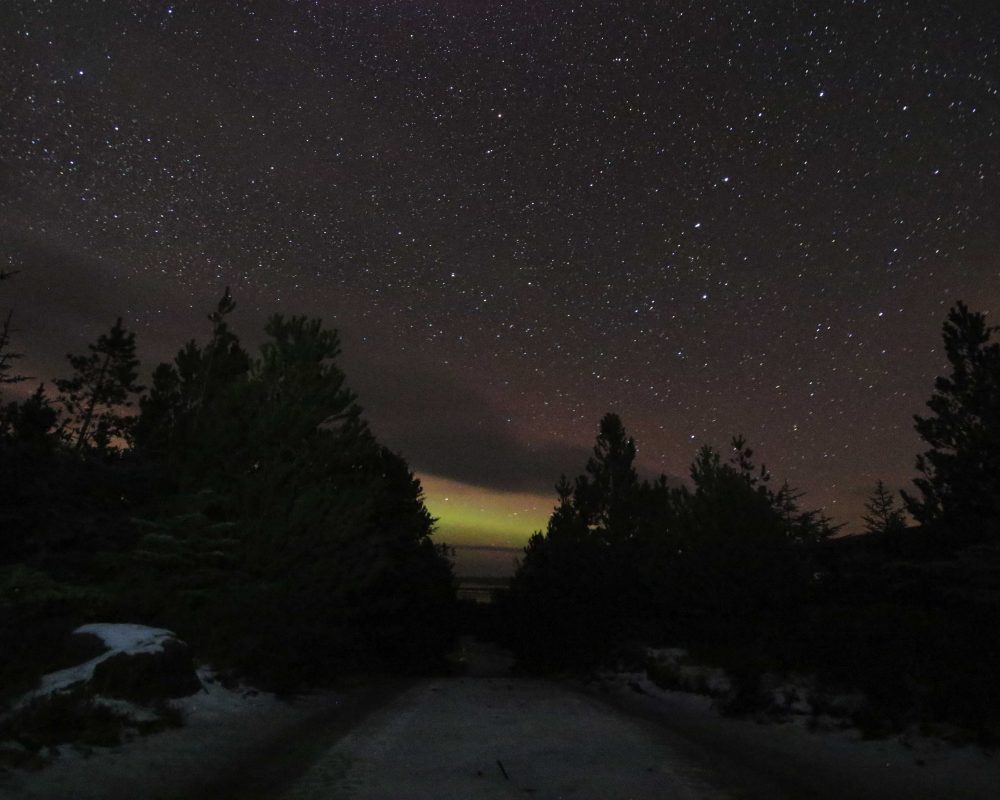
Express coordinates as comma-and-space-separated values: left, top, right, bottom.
2, 1, 998, 549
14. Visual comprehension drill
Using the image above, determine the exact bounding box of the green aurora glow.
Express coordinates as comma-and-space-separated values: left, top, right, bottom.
418, 474, 553, 548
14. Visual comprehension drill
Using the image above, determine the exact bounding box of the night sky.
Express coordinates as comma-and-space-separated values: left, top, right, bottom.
2, 1, 998, 548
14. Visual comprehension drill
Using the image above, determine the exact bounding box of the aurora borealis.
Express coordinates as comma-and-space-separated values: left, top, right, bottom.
2, 2, 998, 552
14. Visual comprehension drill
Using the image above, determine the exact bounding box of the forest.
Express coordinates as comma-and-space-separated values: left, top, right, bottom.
2, 271, 999, 743
0, 281, 455, 697
497, 300, 1000, 741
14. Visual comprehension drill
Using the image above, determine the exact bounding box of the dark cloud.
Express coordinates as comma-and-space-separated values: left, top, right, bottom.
345, 352, 593, 494
0, 236, 124, 382
0, 232, 216, 394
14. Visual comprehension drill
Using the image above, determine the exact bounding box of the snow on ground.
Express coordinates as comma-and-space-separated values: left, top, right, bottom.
0, 665, 344, 800
596, 669, 1000, 800
282, 676, 724, 800
281, 668, 1000, 800
0, 622, 348, 800
3, 637, 998, 799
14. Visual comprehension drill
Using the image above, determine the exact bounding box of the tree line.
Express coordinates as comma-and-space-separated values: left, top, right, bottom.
3, 268, 999, 740
1, 279, 455, 693
497, 300, 1000, 740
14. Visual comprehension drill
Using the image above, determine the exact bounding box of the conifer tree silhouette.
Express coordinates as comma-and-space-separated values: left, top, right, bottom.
56, 317, 143, 452
903, 302, 1000, 541
862, 480, 906, 536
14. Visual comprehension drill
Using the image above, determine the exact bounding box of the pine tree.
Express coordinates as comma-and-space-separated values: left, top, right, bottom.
902, 302, 1000, 541
134, 288, 250, 458
576, 412, 641, 541
176, 312, 454, 680
55, 317, 143, 452
228, 313, 374, 549
507, 415, 634, 665
679, 436, 838, 544
0, 269, 27, 388
0, 384, 57, 447
862, 480, 906, 536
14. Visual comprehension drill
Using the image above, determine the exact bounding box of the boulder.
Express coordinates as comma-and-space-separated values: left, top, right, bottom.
89, 637, 201, 702
62, 631, 110, 667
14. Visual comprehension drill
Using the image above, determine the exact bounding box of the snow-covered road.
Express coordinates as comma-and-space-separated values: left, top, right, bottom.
4, 640, 999, 799
277, 645, 1000, 800
280, 676, 721, 800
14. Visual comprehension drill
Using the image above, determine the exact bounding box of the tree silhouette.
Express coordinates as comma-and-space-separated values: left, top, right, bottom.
132, 306, 455, 683
0, 269, 27, 388
582, 413, 641, 542
678, 436, 838, 546
1, 384, 57, 447
862, 480, 906, 536
903, 302, 1000, 542
505, 419, 840, 668
134, 288, 250, 460
55, 318, 143, 452
506, 413, 652, 666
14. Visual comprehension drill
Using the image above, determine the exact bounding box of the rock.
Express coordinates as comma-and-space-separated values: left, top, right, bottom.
89, 638, 202, 702
61, 632, 110, 669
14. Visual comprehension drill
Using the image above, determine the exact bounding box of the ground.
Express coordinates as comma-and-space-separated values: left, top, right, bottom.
3, 640, 999, 799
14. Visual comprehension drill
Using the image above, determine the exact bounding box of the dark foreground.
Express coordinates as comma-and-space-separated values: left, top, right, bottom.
4, 642, 999, 799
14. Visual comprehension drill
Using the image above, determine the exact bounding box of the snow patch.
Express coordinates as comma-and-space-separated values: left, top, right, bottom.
92, 697, 163, 725
594, 669, 1000, 800
0, 678, 340, 799
75, 623, 175, 655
